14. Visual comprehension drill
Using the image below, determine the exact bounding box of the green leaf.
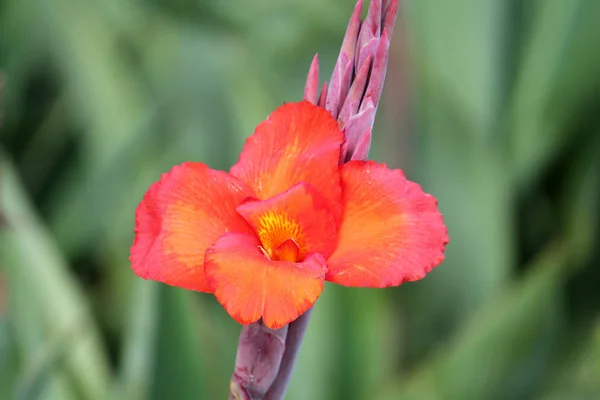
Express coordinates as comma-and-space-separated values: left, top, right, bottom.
378, 242, 568, 400
402, 0, 514, 356
0, 317, 17, 398
541, 321, 600, 399
0, 153, 111, 400
150, 288, 233, 400
113, 280, 160, 400
508, 0, 600, 188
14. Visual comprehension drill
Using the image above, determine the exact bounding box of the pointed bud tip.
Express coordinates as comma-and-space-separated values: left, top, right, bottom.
318, 81, 328, 108
303, 54, 320, 104
383, 0, 399, 38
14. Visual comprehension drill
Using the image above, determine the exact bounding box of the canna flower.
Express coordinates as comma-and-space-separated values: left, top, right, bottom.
130, 100, 448, 329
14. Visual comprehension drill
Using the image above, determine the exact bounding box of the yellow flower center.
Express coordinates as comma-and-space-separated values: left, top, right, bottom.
256, 211, 303, 262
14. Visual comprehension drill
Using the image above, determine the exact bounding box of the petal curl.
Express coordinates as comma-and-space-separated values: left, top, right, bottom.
130, 162, 255, 292
230, 101, 344, 222
327, 161, 448, 287
236, 183, 337, 261
205, 233, 327, 329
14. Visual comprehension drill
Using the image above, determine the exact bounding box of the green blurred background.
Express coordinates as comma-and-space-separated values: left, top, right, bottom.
1, 0, 599, 399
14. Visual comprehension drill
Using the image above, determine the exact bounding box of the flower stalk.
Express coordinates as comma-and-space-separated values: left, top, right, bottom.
229, 322, 288, 400
229, 1, 399, 399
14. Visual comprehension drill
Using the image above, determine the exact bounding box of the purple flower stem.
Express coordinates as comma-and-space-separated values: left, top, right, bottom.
263, 309, 313, 400
229, 322, 288, 400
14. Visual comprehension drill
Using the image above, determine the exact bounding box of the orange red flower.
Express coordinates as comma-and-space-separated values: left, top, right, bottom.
130, 100, 448, 329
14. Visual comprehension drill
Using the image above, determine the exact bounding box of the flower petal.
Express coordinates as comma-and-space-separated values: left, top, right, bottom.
130, 162, 255, 292
327, 161, 448, 287
205, 233, 327, 329
230, 101, 344, 222
236, 183, 337, 260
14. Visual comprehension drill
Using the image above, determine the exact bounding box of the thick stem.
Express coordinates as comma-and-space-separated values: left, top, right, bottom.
263, 308, 313, 400
229, 322, 288, 400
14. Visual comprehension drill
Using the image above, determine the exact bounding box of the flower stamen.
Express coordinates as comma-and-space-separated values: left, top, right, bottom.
258, 245, 272, 260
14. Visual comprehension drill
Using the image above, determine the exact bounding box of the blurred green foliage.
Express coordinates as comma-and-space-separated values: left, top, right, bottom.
1, 0, 600, 399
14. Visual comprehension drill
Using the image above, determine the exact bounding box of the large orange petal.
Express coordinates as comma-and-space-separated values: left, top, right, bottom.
130, 162, 255, 292
205, 233, 327, 329
236, 183, 337, 261
230, 101, 344, 223
327, 161, 449, 287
